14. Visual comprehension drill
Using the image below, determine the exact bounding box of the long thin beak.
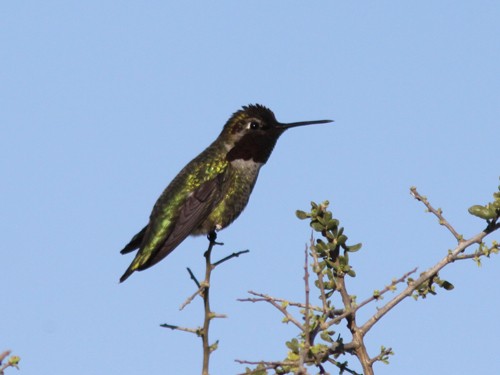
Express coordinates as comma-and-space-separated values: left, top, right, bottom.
279, 119, 334, 129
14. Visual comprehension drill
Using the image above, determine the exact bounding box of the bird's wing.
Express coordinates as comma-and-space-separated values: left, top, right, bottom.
140, 173, 224, 269
120, 171, 226, 282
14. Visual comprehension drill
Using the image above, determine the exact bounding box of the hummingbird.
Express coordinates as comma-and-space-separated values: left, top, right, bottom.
119, 104, 332, 282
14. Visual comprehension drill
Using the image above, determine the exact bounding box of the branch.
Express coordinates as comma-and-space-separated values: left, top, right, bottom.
200, 232, 218, 375
161, 232, 249, 375
235, 359, 299, 374
179, 284, 206, 311
159, 323, 200, 335
298, 244, 311, 374
410, 187, 463, 241
187, 267, 201, 288
335, 272, 373, 375
361, 188, 500, 335
180, 251, 250, 310
238, 291, 324, 312
368, 346, 393, 366
310, 234, 328, 314
326, 358, 362, 375
239, 291, 304, 331
326, 268, 417, 329
213, 249, 250, 267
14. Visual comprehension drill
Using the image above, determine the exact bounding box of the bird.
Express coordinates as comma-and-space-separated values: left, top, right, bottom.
119, 104, 332, 282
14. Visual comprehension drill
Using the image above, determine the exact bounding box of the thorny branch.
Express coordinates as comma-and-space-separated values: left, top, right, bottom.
361, 188, 499, 335
298, 245, 311, 374
160, 232, 249, 375
325, 268, 417, 329
238, 291, 325, 313
237, 186, 500, 374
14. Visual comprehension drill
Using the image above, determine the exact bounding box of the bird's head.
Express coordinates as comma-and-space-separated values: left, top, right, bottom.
220, 104, 332, 163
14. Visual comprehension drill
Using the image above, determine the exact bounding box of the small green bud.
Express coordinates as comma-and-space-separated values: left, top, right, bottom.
440, 281, 454, 290
8, 355, 21, 369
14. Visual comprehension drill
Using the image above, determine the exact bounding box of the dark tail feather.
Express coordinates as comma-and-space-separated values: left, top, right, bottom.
119, 225, 148, 282
120, 225, 147, 254
119, 266, 135, 283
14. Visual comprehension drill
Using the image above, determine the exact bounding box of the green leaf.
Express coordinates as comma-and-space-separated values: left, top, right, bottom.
440, 280, 454, 290
244, 364, 267, 375
209, 340, 219, 353
286, 338, 299, 353
327, 242, 338, 252
339, 255, 347, 266
320, 330, 334, 343
337, 234, 348, 246
325, 230, 336, 241
295, 210, 309, 220
311, 221, 325, 232
286, 351, 300, 362
316, 215, 326, 225
468, 205, 496, 219
310, 343, 329, 355
346, 243, 362, 252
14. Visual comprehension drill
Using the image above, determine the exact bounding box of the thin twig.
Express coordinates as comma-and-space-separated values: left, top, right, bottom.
179, 284, 206, 311
455, 242, 498, 260
160, 323, 201, 335
180, 250, 250, 310
213, 249, 250, 267
238, 292, 324, 312
239, 291, 304, 331
0, 351, 9, 364
369, 347, 393, 366
326, 358, 362, 375
0, 351, 14, 375
410, 187, 464, 242
298, 244, 311, 374
212, 313, 228, 319
187, 267, 201, 288
325, 268, 417, 329
455, 253, 481, 260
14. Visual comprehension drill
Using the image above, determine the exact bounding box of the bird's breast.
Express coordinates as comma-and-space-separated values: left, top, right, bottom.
192, 159, 263, 235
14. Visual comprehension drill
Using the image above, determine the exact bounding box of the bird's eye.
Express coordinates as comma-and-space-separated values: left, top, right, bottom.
248, 121, 259, 130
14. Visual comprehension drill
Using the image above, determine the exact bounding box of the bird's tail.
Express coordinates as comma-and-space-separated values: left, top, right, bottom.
119, 266, 135, 283
120, 225, 147, 254
119, 225, 148, 282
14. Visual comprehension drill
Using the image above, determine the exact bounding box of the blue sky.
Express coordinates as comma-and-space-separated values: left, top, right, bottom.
1, 2, 499, 374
